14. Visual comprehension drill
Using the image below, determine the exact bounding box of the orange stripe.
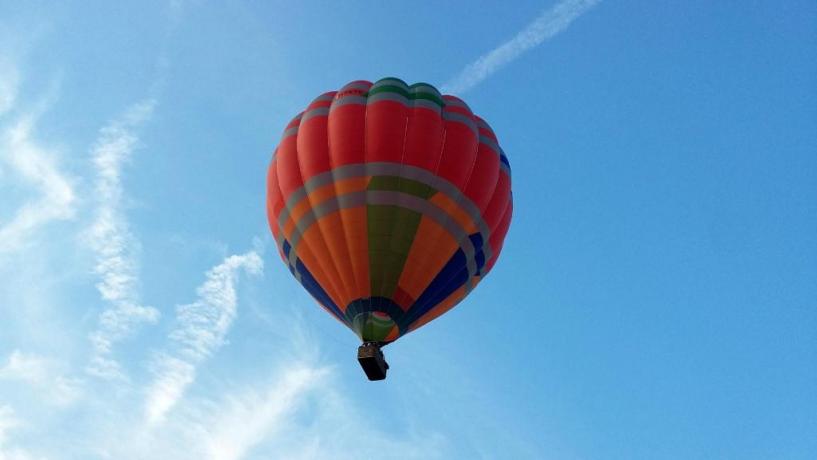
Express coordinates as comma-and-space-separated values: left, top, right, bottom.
407, 284, 469, 332
312, 212, 355, 307
279, 177, 369, 238
297, 225, 347, 309
338, 207, 370, 303
428, 193, 479, 234
397, 217, 459, 303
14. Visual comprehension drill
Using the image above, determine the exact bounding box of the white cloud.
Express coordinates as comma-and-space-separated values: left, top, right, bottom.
203, 365, 327, 460
0, 406, 18, 448
85, 100, 160, 381
145, 251, 263, 423
0, 308, 446, 460
442, 0, 601, 94
0, 91, 76, 255
0, 351, 82, 407
0, 405, 40, 460
129, 361, 445, 460
0, 57, 19, 117
0, 351, 48, 383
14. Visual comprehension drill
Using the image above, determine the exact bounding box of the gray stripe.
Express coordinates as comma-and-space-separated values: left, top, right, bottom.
359, 92, 443, 114
282, 126, 299, 139
442, 111, 478, 136
500, 162, 511, 177
367, 91, 409, 106
341, 82, 372, 91
289, 163, 494, 263
371, 79, 409, 90
330, 95, 367, 110
411, 98, 443, 113
276, 163, 492, 252
283, 190, 479, 282
478, 135, 501, 157
300, 107, 330, 123
313, 93, 334, 102
476, 118, 493, 132
410, 84, 440, 96
441, 97, 470, 110
286, 193, 368, 268
367, 191, 478, 280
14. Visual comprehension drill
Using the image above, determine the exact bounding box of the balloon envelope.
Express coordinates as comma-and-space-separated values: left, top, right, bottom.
266, 78, 513, 344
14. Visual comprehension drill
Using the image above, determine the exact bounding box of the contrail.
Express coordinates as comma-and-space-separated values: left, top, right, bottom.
442, 0, 601, 95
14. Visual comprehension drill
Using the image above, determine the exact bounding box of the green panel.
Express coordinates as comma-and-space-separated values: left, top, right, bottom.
352, 312, 396, 342
367, 204, 422, 297
367, 175, 437, 199
367, 83, 445, 107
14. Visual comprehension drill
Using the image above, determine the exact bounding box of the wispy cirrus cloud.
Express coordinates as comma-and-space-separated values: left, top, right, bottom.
0, 350, 83, 407
121, 346, 445, 460
85, 100, 161, 381
0, 405, 20, 450
145, 251, 263, 424
202, 365, 328, 460
0, 405, 37, 460
442, 0, 601, 94
0, 64, 76, 255
0, 56, 20, 117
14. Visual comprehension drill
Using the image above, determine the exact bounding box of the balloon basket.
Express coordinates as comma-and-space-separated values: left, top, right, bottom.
357, 342, 389, 381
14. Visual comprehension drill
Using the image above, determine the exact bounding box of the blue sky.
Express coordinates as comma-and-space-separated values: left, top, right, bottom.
1, 1, 815, 458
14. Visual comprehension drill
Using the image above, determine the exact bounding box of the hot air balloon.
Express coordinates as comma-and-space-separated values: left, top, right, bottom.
266, 78, 513, 380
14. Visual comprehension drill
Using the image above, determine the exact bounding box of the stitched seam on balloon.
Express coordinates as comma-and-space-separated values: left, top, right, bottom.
441, 111, 478, 136
401, 104, 483, 327
289, 117, 350, 316
300, 97, 488, 135
366, 106, 410, 327
308, 108, 358, 311
272, 161, 347, 326
329, 87, 366, 318
299, 111, 356, 310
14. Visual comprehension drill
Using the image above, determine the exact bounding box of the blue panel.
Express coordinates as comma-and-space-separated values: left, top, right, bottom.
468, 233, 487, 275
282, 239, 292, 258
499, 151, 511, 170
401, 248, 469, 328
294, 259, 347, 324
